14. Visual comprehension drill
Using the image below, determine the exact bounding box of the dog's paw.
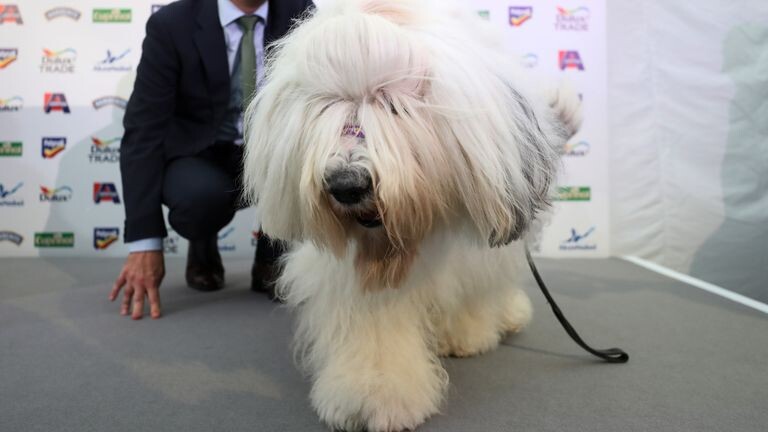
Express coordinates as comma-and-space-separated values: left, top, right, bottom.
311, 365, 444, 432
438, 329, 502, 358
502, 288, 533, 333
437, 314, 504, 358
314, 388, 439, 432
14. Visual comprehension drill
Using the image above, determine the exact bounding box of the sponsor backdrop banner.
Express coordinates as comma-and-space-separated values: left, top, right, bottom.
0, 0, 607, 258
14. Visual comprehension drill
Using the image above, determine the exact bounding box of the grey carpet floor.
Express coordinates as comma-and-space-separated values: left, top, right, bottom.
1, 257, 766, 432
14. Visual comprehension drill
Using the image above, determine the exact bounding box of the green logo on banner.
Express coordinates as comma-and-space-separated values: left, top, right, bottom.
34, 232, 75, 248
0, 141, 22, 156
555, 186, 591, 201
92, 8, 131, 23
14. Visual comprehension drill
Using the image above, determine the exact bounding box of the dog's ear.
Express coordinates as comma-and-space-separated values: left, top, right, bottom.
488, 83, 581, 247
492, 87, 558, 247
445, 81, 568, 249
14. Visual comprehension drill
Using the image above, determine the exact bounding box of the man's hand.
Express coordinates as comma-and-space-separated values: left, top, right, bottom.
110, 251, 165, 319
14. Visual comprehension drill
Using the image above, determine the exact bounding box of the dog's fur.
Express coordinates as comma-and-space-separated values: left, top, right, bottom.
244, 0, 581, 430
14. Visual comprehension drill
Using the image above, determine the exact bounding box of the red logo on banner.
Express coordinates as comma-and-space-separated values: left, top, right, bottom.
43, 93, 71, 113
93, 182, 121, 204
0, 4, 23, 24
558, 50, 585, 70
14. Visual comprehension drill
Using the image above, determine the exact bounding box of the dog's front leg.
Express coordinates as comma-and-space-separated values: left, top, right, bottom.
298, 289, 447, 432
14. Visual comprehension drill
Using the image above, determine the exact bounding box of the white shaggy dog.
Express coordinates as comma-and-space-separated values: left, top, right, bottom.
244, 0, 581, 430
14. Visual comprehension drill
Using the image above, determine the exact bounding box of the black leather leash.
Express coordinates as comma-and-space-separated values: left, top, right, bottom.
525, 247, 629, 363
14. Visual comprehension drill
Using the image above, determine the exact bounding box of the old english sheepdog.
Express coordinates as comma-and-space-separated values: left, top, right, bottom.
244, 0, 581, 430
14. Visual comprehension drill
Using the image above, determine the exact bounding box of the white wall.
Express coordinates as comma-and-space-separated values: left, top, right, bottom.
607, 0, 768, 300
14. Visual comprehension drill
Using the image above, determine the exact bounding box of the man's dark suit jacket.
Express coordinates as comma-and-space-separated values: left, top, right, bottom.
121, 0, 312, 242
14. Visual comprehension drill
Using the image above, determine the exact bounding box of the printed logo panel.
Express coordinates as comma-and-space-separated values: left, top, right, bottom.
94, 227, 120, 250
42, 137, 67, 159
40, 185, 72, 202
0, 182, 24, 206
93, 182, 121, 204
92, 96, 127, 110
0, 231, 23, 245
0, 48, 18, 69
0, 96, 23, 112
555, 186, 591, 202
562, 140, 590, 157
94, 49, 131, 72
35, 232, 75, 248
559, 50, 585, 70
40, 48, 76, 73
559, 227, 597, 251
92, 8, 131, 23
555, 6, 590, 32
509, 6, 533, 26
45, 7, 81, 21
0, 4, 23, 24
0, 141, 22, 156
89, 136, 121, 163
44, 93, 71, 113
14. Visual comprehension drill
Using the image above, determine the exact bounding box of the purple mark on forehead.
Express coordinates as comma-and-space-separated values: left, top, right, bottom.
342, 124, 365, 139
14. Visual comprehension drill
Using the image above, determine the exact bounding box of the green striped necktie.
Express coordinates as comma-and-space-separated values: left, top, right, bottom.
237, 15, 260, 109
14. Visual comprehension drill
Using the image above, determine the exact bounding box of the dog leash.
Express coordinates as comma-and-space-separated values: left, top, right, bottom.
525, 247, 629, 363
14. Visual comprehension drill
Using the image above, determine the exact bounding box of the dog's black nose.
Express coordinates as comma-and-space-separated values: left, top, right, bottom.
326, 170, 372, 205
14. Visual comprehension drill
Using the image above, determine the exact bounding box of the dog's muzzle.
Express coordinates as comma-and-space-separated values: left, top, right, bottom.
325, 168, 382, 228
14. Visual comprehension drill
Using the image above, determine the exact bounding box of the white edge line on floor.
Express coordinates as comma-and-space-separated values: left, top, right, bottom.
621, 255, 768, 315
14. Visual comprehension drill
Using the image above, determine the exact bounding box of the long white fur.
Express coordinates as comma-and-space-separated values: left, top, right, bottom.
243, 0, 580, 430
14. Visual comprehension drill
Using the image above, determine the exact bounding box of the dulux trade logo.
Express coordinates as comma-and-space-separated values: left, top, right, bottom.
45, 7, 81, 21
40, 185, 72, 202
94, 227, 120, 250
509, 6, 532, 27
0, 96, 23, 112
44, 93, 71, 113
559, 227, 597, 251
89, 136, 121, 163
0, 141, 22, 156
0, 48, 17, 69
0, 181, 24, 206
93, 182, 121, 204
40, 48, 76, 73
218, 226, 236, 252
42, 137, 66, 159
0, 4, 23, 24
559, 50, 584, 70
92, 96, 127, 110
0, 231, 23, 246
555, 6, 590, 32
562, 140, 590, 157
94, 49, 131, 72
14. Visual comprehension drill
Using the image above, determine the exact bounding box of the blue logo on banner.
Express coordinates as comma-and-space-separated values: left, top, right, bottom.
560, 227, 597, 251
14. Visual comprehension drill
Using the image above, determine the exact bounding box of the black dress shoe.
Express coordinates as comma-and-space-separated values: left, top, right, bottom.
251, 233, 287, 301
186, 235, 225, 292
251, 261, 280, 301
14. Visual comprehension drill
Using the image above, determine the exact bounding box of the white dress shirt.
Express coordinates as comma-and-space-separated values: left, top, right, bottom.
128, 0, 269, 253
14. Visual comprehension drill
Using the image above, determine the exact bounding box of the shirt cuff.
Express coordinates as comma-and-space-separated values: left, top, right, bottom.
127, 237, 164, 253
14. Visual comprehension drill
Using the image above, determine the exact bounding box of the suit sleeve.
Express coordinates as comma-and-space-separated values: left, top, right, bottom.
120, 13, 178, 242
